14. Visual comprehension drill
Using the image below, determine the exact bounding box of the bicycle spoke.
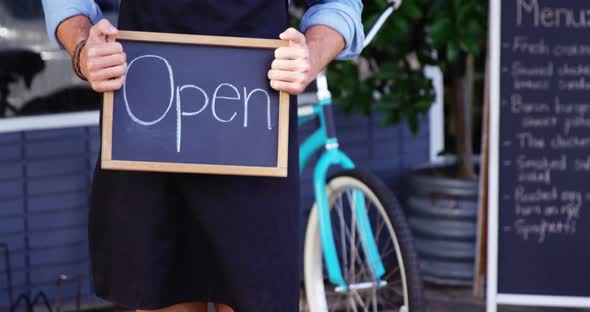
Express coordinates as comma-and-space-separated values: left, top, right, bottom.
351, 190, 374, 282
347, 215, 373, 282
307, 176, 416, 312
372, 285, 378, 312
374, 211, 386, 245
351, 290, 366, 311
349, 191, 358, 285
347, 241, 396, 284
333, 200, 369, 282
335, 189, 395, 285
383, 266, 400, 281
353, 238, 396, 279
335, 195, 349, 279
379, 241, 395, 262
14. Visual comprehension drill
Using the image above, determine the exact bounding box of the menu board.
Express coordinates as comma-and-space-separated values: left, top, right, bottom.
492, 0, 590, 300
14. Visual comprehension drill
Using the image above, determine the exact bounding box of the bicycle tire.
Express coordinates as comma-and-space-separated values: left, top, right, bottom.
303, 169, 425, 312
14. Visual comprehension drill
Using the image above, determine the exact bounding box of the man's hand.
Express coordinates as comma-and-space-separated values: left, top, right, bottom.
269, 26, 345, 96
269, 28, 313, 95
80, 19, 127, 92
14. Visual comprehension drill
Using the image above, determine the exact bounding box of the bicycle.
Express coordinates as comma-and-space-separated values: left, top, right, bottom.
299, 0, 425, 311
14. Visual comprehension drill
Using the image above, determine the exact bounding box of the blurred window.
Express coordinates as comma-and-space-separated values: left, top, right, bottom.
0, 0, 119, 122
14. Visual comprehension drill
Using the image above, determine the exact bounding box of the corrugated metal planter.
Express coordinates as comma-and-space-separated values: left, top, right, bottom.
406, 162, 479, 286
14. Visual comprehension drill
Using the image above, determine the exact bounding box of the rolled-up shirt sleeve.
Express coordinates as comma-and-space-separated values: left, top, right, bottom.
300, 0, 364, 60
41, 0, 103, 47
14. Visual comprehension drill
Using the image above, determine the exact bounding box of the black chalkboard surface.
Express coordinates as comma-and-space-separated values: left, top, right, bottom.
101, 31, 289, 177
490, 0, 590, 304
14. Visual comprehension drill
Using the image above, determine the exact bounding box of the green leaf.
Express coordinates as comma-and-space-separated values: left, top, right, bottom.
415, 98, 433, 112
463, 38, 481, 55
391, 16, 410, 40
446, 40, 459, 62
301, 0, 487, 133
429, 17, 451, 48
401, 1, 423, 20
408, 113, 420, 134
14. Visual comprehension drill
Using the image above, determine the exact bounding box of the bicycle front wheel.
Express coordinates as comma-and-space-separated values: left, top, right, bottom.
303, 169, 425, 312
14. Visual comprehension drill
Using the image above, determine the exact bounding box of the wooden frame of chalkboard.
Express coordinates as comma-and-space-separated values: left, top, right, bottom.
101, 31, 290, 177
486, 1, 501, 308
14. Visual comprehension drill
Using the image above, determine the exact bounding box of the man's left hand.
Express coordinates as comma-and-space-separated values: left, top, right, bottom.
269, 27, 313, 95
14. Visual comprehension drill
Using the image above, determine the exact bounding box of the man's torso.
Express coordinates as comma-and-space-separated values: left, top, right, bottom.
117, 0, 289, 38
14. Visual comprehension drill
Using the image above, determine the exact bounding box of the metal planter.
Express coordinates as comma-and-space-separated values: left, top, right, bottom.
406, 163, 479, 286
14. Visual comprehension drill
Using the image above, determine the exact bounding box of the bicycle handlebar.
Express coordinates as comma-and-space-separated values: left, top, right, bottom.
363, 0, 402, 48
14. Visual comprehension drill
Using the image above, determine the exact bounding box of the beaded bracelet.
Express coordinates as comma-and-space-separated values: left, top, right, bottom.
72, 39, 88, 81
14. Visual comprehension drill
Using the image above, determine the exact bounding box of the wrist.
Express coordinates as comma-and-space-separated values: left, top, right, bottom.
304, 25, 344, 74
57, 15, 92, 54
306, 41, 323, 79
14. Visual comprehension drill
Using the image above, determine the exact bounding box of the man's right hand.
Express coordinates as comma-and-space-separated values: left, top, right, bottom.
80, 19, 127, 92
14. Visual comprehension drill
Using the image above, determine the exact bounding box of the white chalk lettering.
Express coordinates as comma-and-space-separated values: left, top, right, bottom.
124, 55, 175, 126
517, 0, 590, 28
122, 55, 274, 152
243, 88, 271, 130
179, 85, 209, 117
212, 83, 239, 123
175, 84, 210, 152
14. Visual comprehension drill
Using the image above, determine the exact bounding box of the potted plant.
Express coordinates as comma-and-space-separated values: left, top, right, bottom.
327, 0, 488, 285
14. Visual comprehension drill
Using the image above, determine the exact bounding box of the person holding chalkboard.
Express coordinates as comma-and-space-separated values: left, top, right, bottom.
41, 1, 363, 311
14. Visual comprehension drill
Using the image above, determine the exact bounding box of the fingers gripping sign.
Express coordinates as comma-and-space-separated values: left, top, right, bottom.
80, 19, 128, 92
269, 27, 312, 95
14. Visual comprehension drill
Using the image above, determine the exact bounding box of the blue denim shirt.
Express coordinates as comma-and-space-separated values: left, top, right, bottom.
41, 0, 364, 60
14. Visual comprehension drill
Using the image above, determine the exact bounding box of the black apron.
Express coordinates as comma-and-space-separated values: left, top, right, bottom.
89, 1, 301, 311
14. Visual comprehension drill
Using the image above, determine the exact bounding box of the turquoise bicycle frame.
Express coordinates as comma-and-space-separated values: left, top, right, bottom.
298, 92, 385, 292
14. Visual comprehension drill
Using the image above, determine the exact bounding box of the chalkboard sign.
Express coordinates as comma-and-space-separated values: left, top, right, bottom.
101, 31, 290, 177
488, 0, 590, 310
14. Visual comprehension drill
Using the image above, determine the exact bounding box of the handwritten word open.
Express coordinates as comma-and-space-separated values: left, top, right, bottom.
123, 55, 273, 152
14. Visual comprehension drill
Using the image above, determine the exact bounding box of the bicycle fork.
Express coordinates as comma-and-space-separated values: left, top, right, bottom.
312, 73, 385, 293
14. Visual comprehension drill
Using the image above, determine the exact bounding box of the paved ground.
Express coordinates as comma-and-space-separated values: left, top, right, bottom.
56, 285, 590, 312
426, 284, 590, 312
